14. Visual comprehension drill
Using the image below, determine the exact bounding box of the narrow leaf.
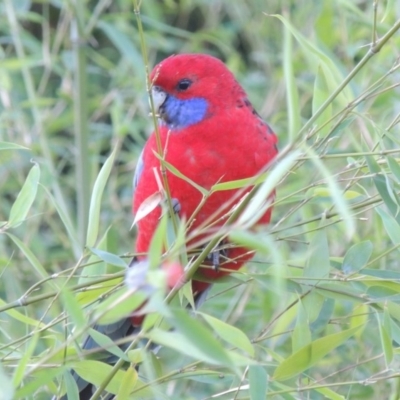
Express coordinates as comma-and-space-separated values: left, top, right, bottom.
249, 365, 268, 400
199, 312, 254, 356
273, 325, 362, 381
7, 163, 40, 228
342, 241, 373, 274
86, 147, 117, 247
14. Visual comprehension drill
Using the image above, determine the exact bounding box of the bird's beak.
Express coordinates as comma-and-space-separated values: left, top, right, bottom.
151, 86, 167, 114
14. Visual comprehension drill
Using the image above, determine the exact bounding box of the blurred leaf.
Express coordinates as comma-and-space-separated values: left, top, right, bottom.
376, 207, 400, 249
14, 368, 64, 398
283, 11, 300, 141
238, 149, 301, 226
305, 147, 354, 236
292, 299, 311, 352
6, 233, 55, 286
0, 364, 13, 400
88, 247, 128, 268
310, 298, 335, 334
0, 142, 29, 151
7, 163, 40, 228
158, 156, 208, 195
387, 156, 400, 183
167, 309, 233, 368
248, 365, 268, 400
350, 303, 370, 337
342, 241, 373, 274
97, 20, 143, 68
118, 367, 138, 398
366, 156, 400, 222
71, 360, 132, 395
94, 287, 148, 325
316, 387, 345, 400
62, 370, 79, 400
0, 298, 47, 328
132, 191, 162, 226
148, 329, 229, 366
87, 328, 130, 362
199, 312, 254, 356
12, 333, 39, 387
304, 229, 330, 279
86, 147, 117, 247
61, 288, 86, 330
378, 308, 393, 366
229, 230, 269, 255
312, 65, 332, 136
273, 325, 362, 381
211, 173, 268, 191
144, 214, 168, 270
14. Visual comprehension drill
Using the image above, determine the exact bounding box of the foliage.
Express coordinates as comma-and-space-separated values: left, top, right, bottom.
1, 0, 400, 399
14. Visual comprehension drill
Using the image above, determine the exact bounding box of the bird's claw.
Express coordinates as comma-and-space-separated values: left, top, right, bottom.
207, 243, 228, 271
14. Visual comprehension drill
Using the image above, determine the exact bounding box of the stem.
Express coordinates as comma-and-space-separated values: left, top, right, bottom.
71, 0, 90, 247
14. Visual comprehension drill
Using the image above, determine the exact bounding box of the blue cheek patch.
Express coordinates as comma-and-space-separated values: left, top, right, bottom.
162, 96, 208, 130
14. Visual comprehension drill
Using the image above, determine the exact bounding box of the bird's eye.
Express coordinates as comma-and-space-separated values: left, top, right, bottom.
176, 79, 192, 91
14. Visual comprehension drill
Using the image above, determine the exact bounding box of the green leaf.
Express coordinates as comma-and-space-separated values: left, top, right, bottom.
305, 147, 354, 236
61, 288, 86, 330
248, 365, 268, 400
6, 233, 55, 286
304, 229, 330, 280
199, 312, 254, 356
0, 142, 29, 151
283, 12, 300, 141
387, 156, 400, 183
312, 65, 332, 136
273, 325, 362, 381
148, 212, 168, 268
86, 147, 117, 247
367, 156, 400, 222
94, 288, 148, 325
97, 21, 143, 68
14, 368, 63, 398
88, 329, 130, 362
342, 241, 373, 274
292, 300, 311, 352
211, 173, 268, 192
316, 387, 345, 400
379, 309, 393, 366
7, 163, 40, 228
117, 367, 138, 398
70, 360, 131, 395
0, 364, 13, 400
88, 247, 128, 268
148, 329, 227, 366
0, 298, 47, 328
157, 155, 208, 195
62, 370, 79, 400
167, 309, 233, 367
238, 149, 301, 227
12, 333, 39, 387
376, 207, 400, 249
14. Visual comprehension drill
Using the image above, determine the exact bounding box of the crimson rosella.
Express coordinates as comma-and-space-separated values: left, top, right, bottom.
133, 53, 278, 294
56, 53, 278, 399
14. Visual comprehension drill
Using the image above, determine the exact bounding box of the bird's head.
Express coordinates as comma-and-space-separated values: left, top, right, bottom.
149, 53, 244, 130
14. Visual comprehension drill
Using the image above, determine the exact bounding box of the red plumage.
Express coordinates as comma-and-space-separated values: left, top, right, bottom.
133, 53, 278, 294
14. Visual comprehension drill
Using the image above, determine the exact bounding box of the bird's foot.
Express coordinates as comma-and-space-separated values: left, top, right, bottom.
206, 241, 228, 271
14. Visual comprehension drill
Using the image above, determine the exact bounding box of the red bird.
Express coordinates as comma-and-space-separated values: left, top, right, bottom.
55, 53, 277, 399
133, 53, 278, 294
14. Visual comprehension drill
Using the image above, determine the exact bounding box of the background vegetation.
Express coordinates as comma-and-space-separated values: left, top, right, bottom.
1, 0, 400, 399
